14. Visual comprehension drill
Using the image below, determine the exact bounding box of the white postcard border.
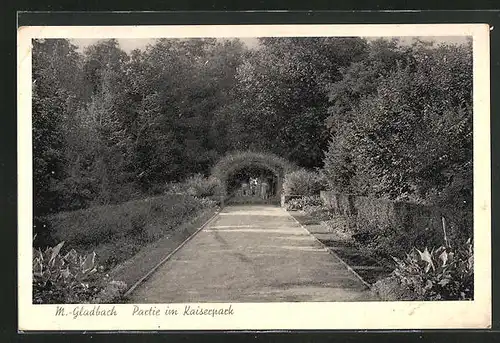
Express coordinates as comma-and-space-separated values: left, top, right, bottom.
17, 23, 491, 331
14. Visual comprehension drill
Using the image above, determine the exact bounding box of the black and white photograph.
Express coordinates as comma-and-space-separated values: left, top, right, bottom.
17, 24, 491, 330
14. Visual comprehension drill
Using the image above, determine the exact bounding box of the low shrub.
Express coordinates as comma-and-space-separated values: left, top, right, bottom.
195, 196, 218, 209
283, 169, 326, 196
303, 205, 334, 221
352, 224, 412, 259
285, 198, 302, 211
324, 216, 358, 239
388, 238, 474, 300
371, 275, 420, 301
183, 174, 223, 197
164, 182, 181, 194
91, 280, 128, 304
33, 240, 126, 304
285, 195, 323, 211
352, 216, 468, 264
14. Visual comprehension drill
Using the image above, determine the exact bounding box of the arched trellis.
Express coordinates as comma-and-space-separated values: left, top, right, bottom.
211, 151, 296, 197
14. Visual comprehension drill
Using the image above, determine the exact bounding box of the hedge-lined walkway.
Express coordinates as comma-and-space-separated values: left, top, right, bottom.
128, 205, 376, 303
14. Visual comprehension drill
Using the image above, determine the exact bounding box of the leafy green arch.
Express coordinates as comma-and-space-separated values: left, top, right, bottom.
211, 151, 296, 195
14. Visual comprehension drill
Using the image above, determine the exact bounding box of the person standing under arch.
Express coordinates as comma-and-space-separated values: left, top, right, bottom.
261, 179, 269, 200
241, 181, 249, 196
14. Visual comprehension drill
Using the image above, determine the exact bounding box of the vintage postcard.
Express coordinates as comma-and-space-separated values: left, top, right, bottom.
18, 23, 491, 331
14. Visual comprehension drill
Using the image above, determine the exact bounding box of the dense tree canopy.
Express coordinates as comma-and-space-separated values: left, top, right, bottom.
227, 37, 368, 167
32, 37, 473, 216
323, 39, 473, 210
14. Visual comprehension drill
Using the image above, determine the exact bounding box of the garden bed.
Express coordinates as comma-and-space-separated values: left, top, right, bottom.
107, 206, 219, 302
283, 194, 474, 301
33, 194, 218, 303
288, 210, 392, 286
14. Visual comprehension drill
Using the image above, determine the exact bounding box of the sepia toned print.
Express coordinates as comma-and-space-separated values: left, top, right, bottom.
18, 24, 491, 330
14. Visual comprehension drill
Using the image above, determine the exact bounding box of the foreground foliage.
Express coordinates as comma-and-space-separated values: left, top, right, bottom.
33, 241, 127, 304
390, 239, 474, 300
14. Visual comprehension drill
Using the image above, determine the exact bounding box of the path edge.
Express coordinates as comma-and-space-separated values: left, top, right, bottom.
285, 209, 374, 292
123, 209, 221, 298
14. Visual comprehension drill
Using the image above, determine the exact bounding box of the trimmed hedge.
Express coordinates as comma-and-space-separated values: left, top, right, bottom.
320, 191, 472, 258
211, 151, 296, 180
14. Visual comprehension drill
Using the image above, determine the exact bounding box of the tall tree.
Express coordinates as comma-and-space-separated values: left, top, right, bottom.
230, 37, 368, 168
32, 39, 85, 215
322, 38, 473, 210
125, 38, 249, 190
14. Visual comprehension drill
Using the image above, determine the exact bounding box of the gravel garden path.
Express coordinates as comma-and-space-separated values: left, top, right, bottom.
128, 205, 376, 303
